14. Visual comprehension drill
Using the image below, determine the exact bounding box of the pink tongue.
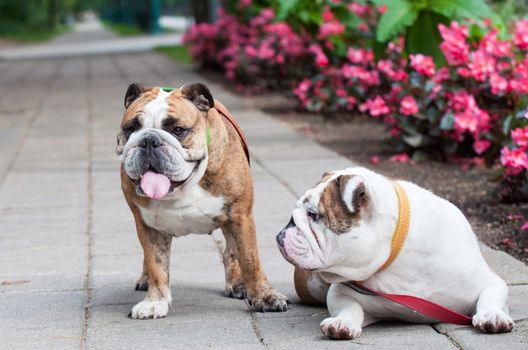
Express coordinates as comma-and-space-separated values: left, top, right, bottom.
140, 171, 171, 199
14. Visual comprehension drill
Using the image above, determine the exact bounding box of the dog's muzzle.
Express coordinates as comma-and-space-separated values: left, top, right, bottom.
276, 216, 295, 247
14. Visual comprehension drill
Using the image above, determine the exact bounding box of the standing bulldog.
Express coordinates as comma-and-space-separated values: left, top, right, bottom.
117, 83, 288, 319
276, 167, 513, 339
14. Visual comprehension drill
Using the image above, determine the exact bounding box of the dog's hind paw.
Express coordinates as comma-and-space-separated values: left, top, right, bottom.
473, 310, 514, 333
320, 317, 362, 340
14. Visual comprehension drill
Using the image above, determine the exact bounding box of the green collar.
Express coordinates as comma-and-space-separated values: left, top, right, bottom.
205, 123, 211, 148
161, 86, 210, 148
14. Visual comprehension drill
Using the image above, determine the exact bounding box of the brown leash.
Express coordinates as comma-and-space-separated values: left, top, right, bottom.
213, 99, 251, 165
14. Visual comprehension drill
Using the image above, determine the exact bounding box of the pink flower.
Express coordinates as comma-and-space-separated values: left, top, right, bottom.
473, 139, 491, 154
294, 79, 312, 102
434, 67, 450, 83
521, 222, 528, 231
322, 7, 335, 22
318, 21, 345, 39
316, 54, 329, 67
389, 127, 400, 137
348, 3, 371, 17
450, 91, 490, 136
370, 155, 380, 164
238, 0, 252, 9
359, 96, 390, 117
514, 20, 528, 50
468, 51, 495, 82
309, 44, 329, 68
409, 54, 435, 77
390, 153, 410, 163
342, 65, 380, 86
347, 47, 374, 65
346, 96, 357, 110
400, 95, 419, 116
378, 5, 387, 14
358, 23, 369, 32
481, 30, 511, 57
500, 147, 528, 175
454, 111, 479, 133
490, 73, 508, 94
511, 127, 528, 147
336, 88, 347, 98
439, 22, 469, 65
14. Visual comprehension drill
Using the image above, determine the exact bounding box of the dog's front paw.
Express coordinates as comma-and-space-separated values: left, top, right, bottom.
473, 310, 514, 333
320, 317, 362, 340
129, 299, 170, 320
225, 282, 246, 299
248, 288, 288, 312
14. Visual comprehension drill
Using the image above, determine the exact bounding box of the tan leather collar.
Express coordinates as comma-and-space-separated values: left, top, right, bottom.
376, 181, 411, 273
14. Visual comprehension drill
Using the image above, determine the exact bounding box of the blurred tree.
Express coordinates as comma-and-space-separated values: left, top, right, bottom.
192, 0, 210, 23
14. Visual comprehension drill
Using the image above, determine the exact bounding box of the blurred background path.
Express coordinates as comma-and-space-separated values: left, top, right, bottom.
0, 17, 527, 350
0, 15, 182, 60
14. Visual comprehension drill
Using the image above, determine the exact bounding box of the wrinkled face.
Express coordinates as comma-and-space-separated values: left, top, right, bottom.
116, 83, 214, 199
276, 169, 381, 274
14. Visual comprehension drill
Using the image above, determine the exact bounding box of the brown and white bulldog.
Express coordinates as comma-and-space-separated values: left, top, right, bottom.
116, 83, 288, 319
277, 167, 512, 339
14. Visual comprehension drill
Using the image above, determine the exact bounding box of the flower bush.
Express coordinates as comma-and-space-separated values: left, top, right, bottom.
184, 1, 528, 202
183, 9, 311, 91
498, 120, 528, 202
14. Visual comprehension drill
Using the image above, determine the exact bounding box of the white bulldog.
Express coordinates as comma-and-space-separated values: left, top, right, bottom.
276, 167, 514, 340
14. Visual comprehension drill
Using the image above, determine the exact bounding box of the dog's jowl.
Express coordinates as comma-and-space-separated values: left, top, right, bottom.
117, 83, 288, 319
277, 166, 513, 340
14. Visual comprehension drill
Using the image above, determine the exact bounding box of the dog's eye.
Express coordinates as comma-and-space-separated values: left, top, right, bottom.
307, 209, 320, 221
123, 117, 141, 139
173, 127, 187, 137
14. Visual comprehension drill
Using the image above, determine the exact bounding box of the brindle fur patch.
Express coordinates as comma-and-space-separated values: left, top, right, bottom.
318, 175, 366, 234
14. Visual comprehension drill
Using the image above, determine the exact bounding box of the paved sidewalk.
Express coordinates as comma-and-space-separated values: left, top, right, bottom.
0, 25, 527, 349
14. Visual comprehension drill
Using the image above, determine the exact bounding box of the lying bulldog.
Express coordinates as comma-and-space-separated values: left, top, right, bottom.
277, 166, 513, 339
116, 83, 288, 319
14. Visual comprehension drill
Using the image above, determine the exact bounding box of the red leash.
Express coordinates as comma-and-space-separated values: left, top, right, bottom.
342, 282, 473, 325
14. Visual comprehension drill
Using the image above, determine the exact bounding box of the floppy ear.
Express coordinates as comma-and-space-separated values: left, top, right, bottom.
338, 175, 368, 213
181, 83, 214, 112
115, 130, 126, 156
124, 83, 147, 109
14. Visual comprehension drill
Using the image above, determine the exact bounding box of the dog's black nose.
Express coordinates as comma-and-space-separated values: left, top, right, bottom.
285, 216, 295, 229
139, 133, 162, 149
276, 230, 286, 246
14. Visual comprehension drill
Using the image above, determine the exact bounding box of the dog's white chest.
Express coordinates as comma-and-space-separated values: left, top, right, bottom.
139, 186, 224, 237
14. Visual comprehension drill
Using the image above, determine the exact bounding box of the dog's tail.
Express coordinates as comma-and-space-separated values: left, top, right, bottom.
294, 268, 330, 306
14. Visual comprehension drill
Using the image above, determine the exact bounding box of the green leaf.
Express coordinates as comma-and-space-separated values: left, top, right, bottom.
502, 114, 514, 136
376, 0, 419, 42
405, 10, 448, 66
277, 0, 300, 20
412, 150, 429, 161
372, 40, 389, 61
334, 8, 362, 29
429, 0, 494, 20
403, 134, 425, 147
440, 112, 455, 130
442, 140, 458, 154
370, 0, 390, 6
